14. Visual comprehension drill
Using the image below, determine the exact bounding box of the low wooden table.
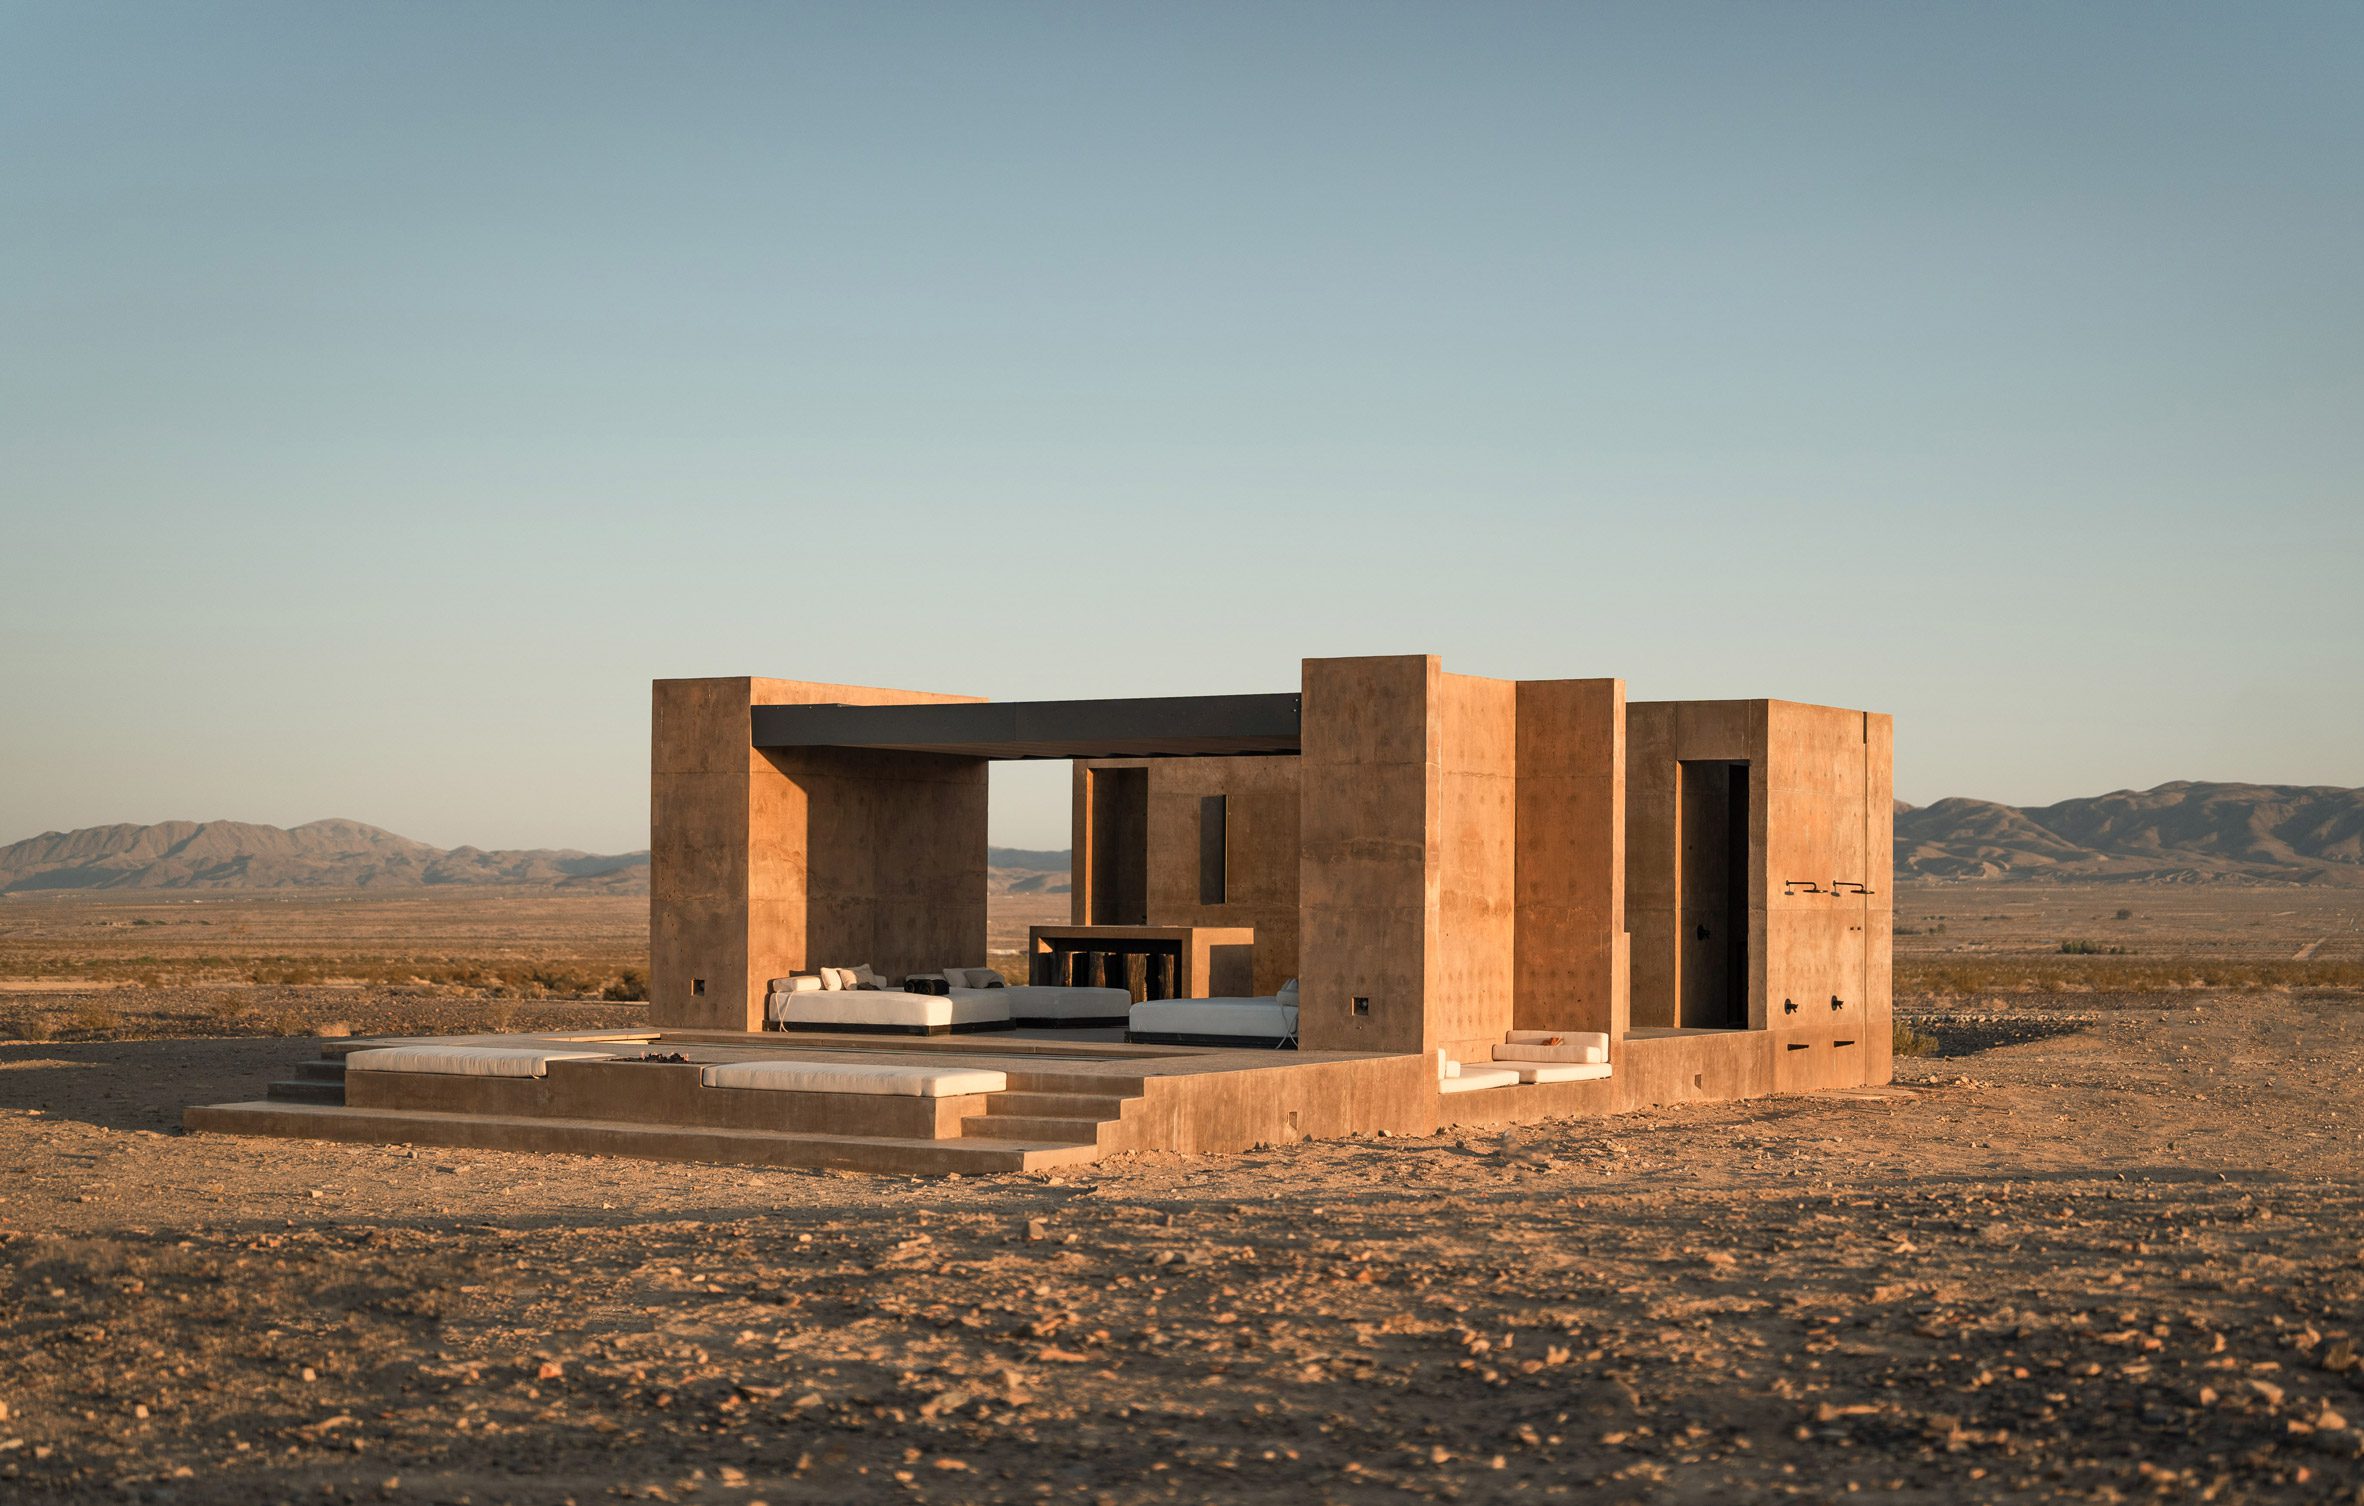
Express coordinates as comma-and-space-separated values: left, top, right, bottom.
1027, 924, 1256, 1000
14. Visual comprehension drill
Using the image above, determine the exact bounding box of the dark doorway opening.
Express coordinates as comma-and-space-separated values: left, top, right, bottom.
1678, 760, 1749, 1028
1088, 766, 1148, 925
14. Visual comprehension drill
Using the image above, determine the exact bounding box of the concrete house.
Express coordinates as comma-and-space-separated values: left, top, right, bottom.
190, 655, 1893, 1173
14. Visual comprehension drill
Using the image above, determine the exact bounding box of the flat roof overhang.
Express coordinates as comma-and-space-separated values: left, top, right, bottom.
750, 693, 1301, 760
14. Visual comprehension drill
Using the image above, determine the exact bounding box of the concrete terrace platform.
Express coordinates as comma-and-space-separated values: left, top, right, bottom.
184, 1023, 1874, 1175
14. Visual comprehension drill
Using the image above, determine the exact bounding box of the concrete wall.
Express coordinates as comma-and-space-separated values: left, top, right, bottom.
1427, 669, 1518, 1061
649, 677, 986, 1032
1071, 755, 1302, 993
1623, 697, 1893, 1089
1511, 679, 1628, 1047
1297, 655, 1436, 1054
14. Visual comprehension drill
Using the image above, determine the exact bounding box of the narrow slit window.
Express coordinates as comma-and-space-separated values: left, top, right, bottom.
1198, 794, 1228, 905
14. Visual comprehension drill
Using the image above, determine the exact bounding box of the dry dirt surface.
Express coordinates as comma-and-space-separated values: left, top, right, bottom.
0, 988, 2355, 1505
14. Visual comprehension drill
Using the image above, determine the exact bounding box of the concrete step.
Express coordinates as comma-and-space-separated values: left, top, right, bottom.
986, 1091, 1134, 1120
184, 1101, 1103, 1173
1003, 1071, 1150, 1098
964, 1113, 1110, 1146
293, 1060, 347, 1083
267, 1079, 345, 1105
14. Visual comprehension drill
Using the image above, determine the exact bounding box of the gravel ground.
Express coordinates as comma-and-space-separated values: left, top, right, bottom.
1, 987, 2360, 1504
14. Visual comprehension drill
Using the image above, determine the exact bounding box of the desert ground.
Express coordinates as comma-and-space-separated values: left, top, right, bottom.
2, 885, 2360, 1504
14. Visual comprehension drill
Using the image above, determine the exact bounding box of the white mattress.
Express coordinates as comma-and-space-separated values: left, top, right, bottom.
1495, 1031, 1610, 1065
1439, 1066, 1520, 1093
1509, 1061, 1612, 1084
345, 1045, 617, 1079
960, 984, 1132, 1020
769, 989, 1010, 1029
1128, 998, 1298, 1039
699, 1060, 1006, 1097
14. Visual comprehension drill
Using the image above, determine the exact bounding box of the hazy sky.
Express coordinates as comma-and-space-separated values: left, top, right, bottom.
3, 2, 2358, 854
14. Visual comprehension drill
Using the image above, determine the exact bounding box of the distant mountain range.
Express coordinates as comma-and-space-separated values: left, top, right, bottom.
0, 819, 1077, 896
5, 782, 2353, 894
0, 820, 651, 893
1896, 782, 2364, 886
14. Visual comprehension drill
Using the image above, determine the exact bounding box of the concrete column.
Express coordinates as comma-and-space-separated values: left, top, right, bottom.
1512, 678, 1628, 1046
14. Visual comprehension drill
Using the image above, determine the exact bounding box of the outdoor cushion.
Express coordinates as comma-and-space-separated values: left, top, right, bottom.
1495, 1032, 1610, 1065
1128, 998, 1298, 1040
345, 1045, 617, 1079
699, 1060, 1007, 1097
961, 984, 1130, 1021
1508, 1061, 1612, 1084
772, 988, 1011, 1030
965, 968, 1006, 989
767, 975, 823, 994
1439, 1065, 1520, 1093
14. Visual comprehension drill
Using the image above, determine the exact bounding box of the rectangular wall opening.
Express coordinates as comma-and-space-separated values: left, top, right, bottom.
1198, 794, 1228, 905
1088, 766, 1149, 925
1677, 759, 1749, 1029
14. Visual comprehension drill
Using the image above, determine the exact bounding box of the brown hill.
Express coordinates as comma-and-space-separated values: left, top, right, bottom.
0, 820, 648, 894
1895, 782, 2364, 886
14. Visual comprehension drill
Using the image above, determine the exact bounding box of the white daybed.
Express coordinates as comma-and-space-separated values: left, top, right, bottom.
344, 1045, 618, 1078
917, 967, 1133, 1028
1491, 1029, 1612, 1082
1126, 981, 1299, 1048
764, 968, 1012, 1035
700, 1060, 1007, 1097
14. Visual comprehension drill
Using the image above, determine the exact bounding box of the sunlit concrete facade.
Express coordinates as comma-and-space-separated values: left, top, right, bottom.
656, 655, 1892, 1095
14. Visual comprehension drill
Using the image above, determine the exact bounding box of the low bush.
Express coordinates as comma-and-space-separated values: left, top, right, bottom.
1892, 1020, 1939, 1057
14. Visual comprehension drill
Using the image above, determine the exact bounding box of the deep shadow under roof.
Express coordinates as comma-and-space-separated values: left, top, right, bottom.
749, 693, 1301, 760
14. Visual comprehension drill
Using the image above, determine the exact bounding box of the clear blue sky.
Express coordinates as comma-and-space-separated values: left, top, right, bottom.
3, 2, 2358, 853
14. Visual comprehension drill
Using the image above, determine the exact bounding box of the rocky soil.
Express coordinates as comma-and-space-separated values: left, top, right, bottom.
1, 988, 2360, 1504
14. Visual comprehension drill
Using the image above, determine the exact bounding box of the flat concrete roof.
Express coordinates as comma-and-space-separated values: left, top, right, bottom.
749, 692, 1301, 760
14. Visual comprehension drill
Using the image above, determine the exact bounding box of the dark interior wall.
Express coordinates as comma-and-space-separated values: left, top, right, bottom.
1072, 755, 1303, 993
780, 746, 989, 984
1677, 760, 1749, 1028
1086, 765, 1149, 925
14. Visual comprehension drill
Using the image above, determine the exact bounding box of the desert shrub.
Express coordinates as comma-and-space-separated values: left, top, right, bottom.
1892, 1020, 1939, 1058
2058, 940, 2128, 956
601, 968, 648, 1002
316, 1021, 352, 1038
2114, 908, 2134, 921
203, 992, 256, 1021
66, 1007, 124, 1037
4, 1013, 56, 1043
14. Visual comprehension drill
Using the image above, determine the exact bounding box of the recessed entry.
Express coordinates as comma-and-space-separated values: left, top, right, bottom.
692, 978, 706, 996
1351, 996, 1371, 1017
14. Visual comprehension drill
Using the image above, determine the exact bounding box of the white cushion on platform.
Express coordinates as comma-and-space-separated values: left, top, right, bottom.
772, 989, 1010, 1029
1129, 998, 1298, 1040
767, 975, 824, 994
345, 1045, 616, 1079
1439, 1066, 1520, 1093
965, 984, 1131, 1020
699, 1060, 1007, 1097
1495, 1032, 1610, 1065
1509, 1061, 1612, 1084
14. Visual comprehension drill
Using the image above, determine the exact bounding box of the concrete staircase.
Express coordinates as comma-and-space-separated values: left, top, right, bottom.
961, 1072, 1148, 1155
200, 1054, 1147, 1174
267, 1053, 346, 1106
